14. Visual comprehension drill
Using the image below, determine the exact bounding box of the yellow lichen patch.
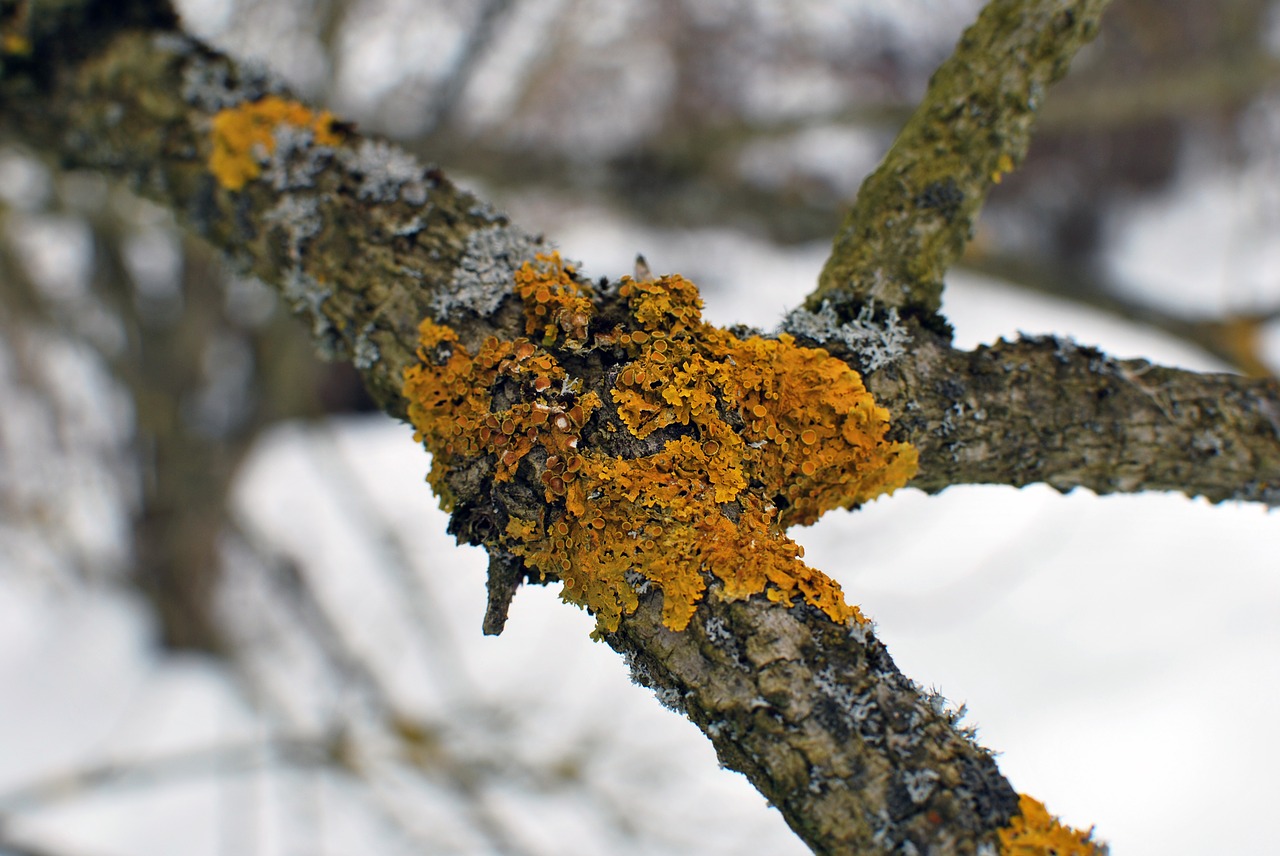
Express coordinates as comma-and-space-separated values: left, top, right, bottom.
998, 795, 1104, 856
608, 276, 918, 528
209, 95, 340, 191
402, 318, 594, 505
708, 331, 919, 527
403, 253, 917, 635
619, 273, 703, 336
991, 152, 1016, 185
513, 253, 594, 347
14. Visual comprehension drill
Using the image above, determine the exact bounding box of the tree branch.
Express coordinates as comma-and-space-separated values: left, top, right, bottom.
858, 327, 1280, 504
810, 0, 1111, 329
612, 584, 1018, 854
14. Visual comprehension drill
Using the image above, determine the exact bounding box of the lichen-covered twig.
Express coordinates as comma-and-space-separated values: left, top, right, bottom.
811, 0, 1112, 329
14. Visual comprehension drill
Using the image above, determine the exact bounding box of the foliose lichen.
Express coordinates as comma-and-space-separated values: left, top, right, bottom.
340, 138, 431, 205
403, 252, 918, 636
180, 46, 283, 112
998, 795, 1106, 855
261, 123, 336, 191
433, 224, 544, 320
781, 299, 911, 373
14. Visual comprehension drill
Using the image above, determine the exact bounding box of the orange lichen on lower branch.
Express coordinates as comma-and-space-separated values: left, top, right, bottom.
209, 95, 340, 191
998, 795, 1105, 855
403, 254, 918, 635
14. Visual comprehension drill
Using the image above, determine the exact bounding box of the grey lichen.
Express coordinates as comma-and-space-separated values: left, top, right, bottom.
281, 268, 332, 334
151, 32, 194, 58
177, 46, 283, 112
781, 300, 911, 372
902, 768, 940, 804
260, 195, 348, 359
433, 224, 543, 320
265, 194, 322, 261
702, 613, 748, 670
262, 125, 335, 191
340, 139, 431, 206
653, 685, 689, 714
353, 323, 379, 370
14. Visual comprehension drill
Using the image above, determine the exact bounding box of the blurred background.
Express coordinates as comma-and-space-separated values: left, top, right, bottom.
2, 0, 1279, 853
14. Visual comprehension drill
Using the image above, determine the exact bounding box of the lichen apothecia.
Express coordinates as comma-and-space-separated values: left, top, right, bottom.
403, 252, 918, 636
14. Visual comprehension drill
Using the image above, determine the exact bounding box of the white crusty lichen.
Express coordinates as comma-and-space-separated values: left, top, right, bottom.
262, 124, 337, 191
781, 300, 911, 372
281, 268, 331, 332
265, 195, 322, 261
339, 139, 431, 206
353, 323, 379, 370
178, 47, 283, 112
902, 768, 941, 804
433, 224, 543, 320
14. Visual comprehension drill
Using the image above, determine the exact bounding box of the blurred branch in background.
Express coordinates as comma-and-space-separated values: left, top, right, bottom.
0, 147, 374, 650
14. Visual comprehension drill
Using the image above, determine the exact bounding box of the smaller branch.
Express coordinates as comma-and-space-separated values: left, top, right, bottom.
811, 0, 1110, 327
866, 329, 1280, 505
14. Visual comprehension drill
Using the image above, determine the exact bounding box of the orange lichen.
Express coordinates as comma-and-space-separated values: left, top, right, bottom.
403, 253, 918, 635
991, 152, 1016, 185
513, 253, 594, 347
403, 318, 595, 506
209, 95, 340, 191
998, 795, 1104, 855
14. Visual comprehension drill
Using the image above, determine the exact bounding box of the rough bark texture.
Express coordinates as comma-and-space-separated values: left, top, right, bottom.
613, 587, 1018, 854
867, 328, 1280, 504
4, 2, 1277, 854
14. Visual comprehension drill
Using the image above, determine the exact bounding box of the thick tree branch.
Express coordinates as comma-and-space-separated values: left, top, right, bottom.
613, 585, 1018, 854
811, 0, 1110, 328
